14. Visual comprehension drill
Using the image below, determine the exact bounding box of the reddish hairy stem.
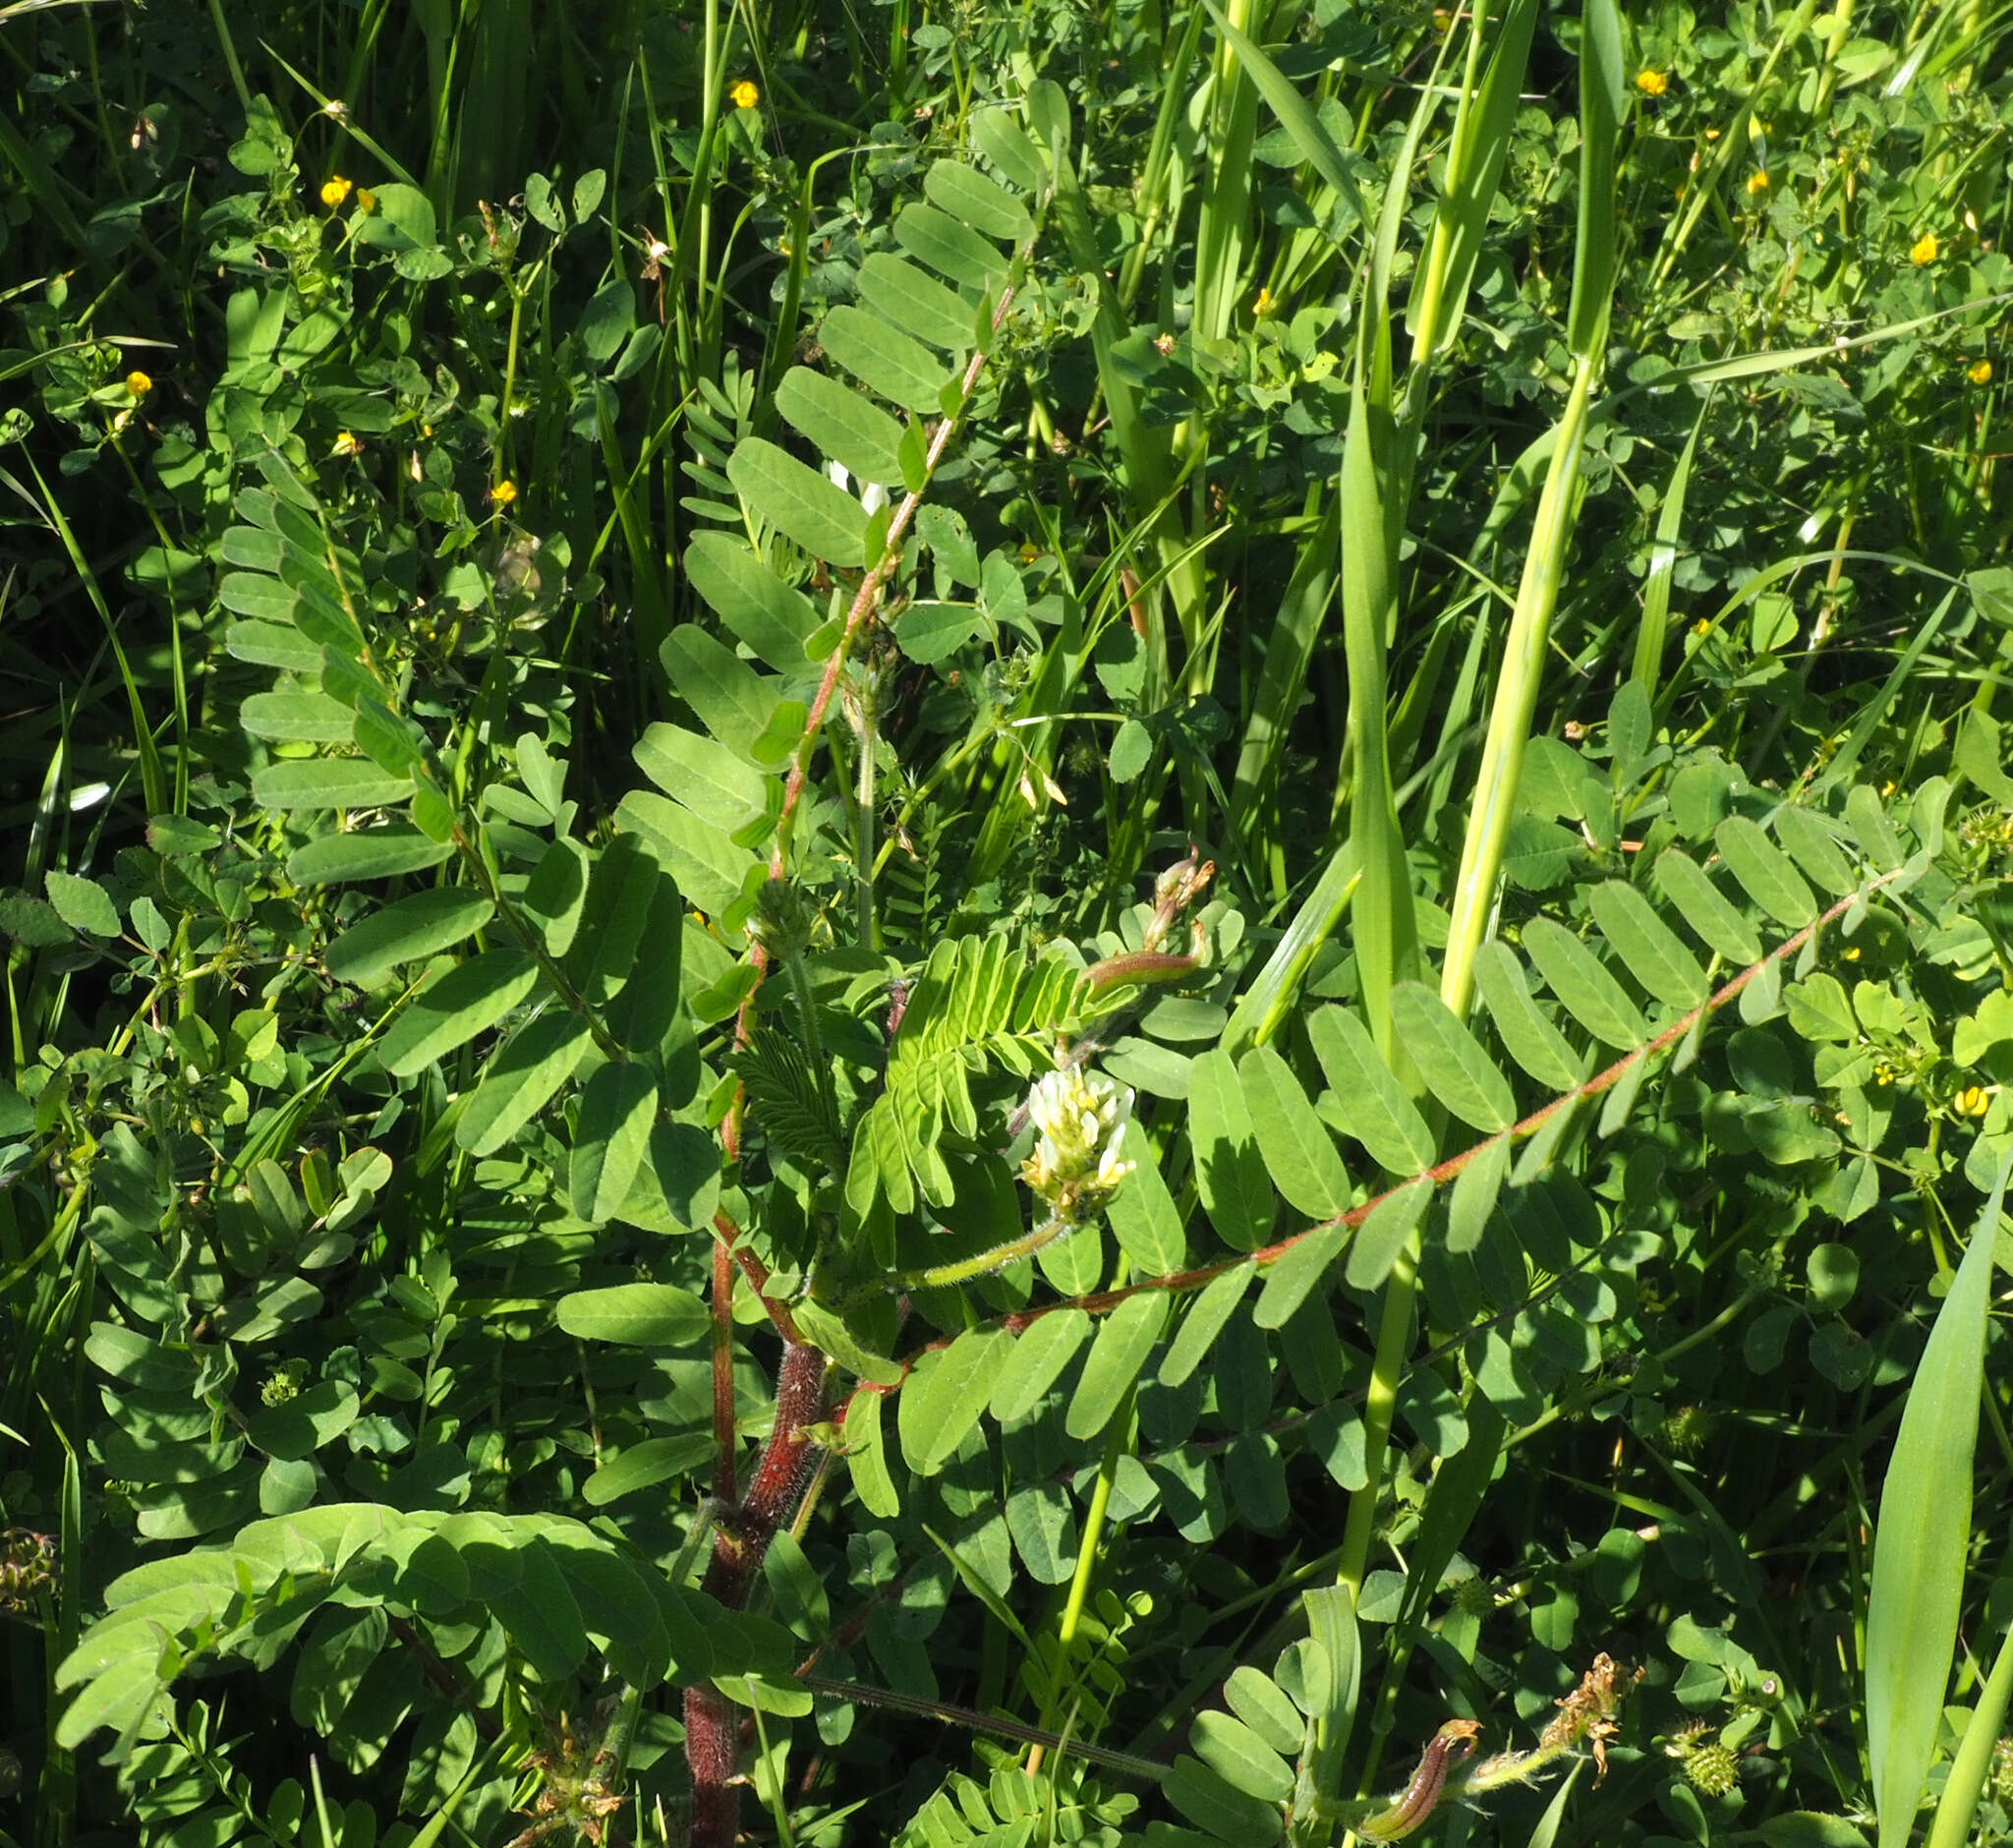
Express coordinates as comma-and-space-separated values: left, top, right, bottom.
711, 1233, 738, 1505
685, 1341, 830, 1848
715, 1209, 803, 1343
715, 284, 1021, 1241
690, 302, 1021, 1848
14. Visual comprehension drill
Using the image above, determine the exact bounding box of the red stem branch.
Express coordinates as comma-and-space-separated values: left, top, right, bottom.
857, 877, 1890, 1395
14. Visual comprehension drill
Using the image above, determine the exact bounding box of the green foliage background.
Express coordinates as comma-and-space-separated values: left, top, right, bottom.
2, 2, 2012, 1846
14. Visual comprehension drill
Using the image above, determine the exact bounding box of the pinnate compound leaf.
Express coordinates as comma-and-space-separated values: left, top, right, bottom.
491, 1538, 588, 1681
1776, 806, 1858, 896
457, 1012, 594, 1155
288, 827, 453, 886
1653, 847, 1763, 964
1167, 1753, 1286, 1844
228, 619, 322, 673
1106, 1140, 1186, 1274
326, 890, 493, 986
1189, 1049, 1277, 1250
1715, 816, 1817, 927
989, 1311, 1092, 1424
616, 792, 761, 918
1387, 982, 1517, 1131
1754, 1817, 1870, 1848
1447, 1135, 1509, 1253
893, 202, 1009, 293
240, 690, 354, 742
569, 1062, 659, 1223
971, 108, 1049, 193
583, 1434, 717, 1508
791, 1299, 902, 1388
378, 951, 538, 1077
660, 626, 784, 766
252, 757, 411, 811
1474, 942, 1584, 1089
1520, 916, 1646, 1047
1865, 1156, 2008, 1848
1586, 880, 1709, 1008
557, 1283, 709, 1347
681, 532, 823, 670
855, 254, 977, 353
1190, 1710, 1294, 1803
820, 305, 952, 415
1238, 1045, 1351, 1219
1161, 1260, 1255, 1387
1253, 1221, 1349, 1330
841, 1389, 900, 1518
1346, 1179, 1431, 1291
1846, 784, 1904, 873
1306, 1007, 1436, 1175
775, 367, 907, 492
923, 160, 1034, 244
53, 1649, 161, 1754
727, 437, 871, 567
1066, 1292, 1168, 1440
246, 1381, 360, 1461
899, 1327, 1012, 1473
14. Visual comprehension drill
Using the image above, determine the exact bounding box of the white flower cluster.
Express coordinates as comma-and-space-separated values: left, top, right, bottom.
1020, 1068, 1136, 1221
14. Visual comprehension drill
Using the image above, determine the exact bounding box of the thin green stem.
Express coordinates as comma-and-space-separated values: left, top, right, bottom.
1033, 1373, 1132, 1771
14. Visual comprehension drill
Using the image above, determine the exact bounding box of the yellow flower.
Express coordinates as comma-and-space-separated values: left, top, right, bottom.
1841, 946, 1861, 961
1746, 170, 1770, 196
1017, 542, 1040, 563
490, 478, 519, 507
332, 431, 363, 456
1911, 231, 1939, 265
729, 79, 759, 110
1253, 286, 1275, 317
125, 371, 152, 397
1636, 69, 1668, 96
1968, 359, 1993, 385
356, 187, 376, 213
1691, 618, 1711, 638
1956, 1085, 1991, 1118
319, 176, 354, 209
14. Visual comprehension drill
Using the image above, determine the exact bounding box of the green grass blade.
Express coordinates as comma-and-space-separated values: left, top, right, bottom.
1191, 0, 1263, 347
1220, 841, 1360, 1058
1865, 1153, 2009, 1848
1926, 1612, 2013, 1848
1438, 355, 1598, 1021
1631, 391, 1711, 695
1566, 0, 1626, 360
1408, 0, 1538, 367
1230, 497, 1340, 880
1201, 4, 1366, 231
12, 459, 168, 817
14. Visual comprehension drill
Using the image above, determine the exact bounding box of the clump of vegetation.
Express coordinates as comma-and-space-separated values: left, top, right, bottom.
2, 3, 2010, 1847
